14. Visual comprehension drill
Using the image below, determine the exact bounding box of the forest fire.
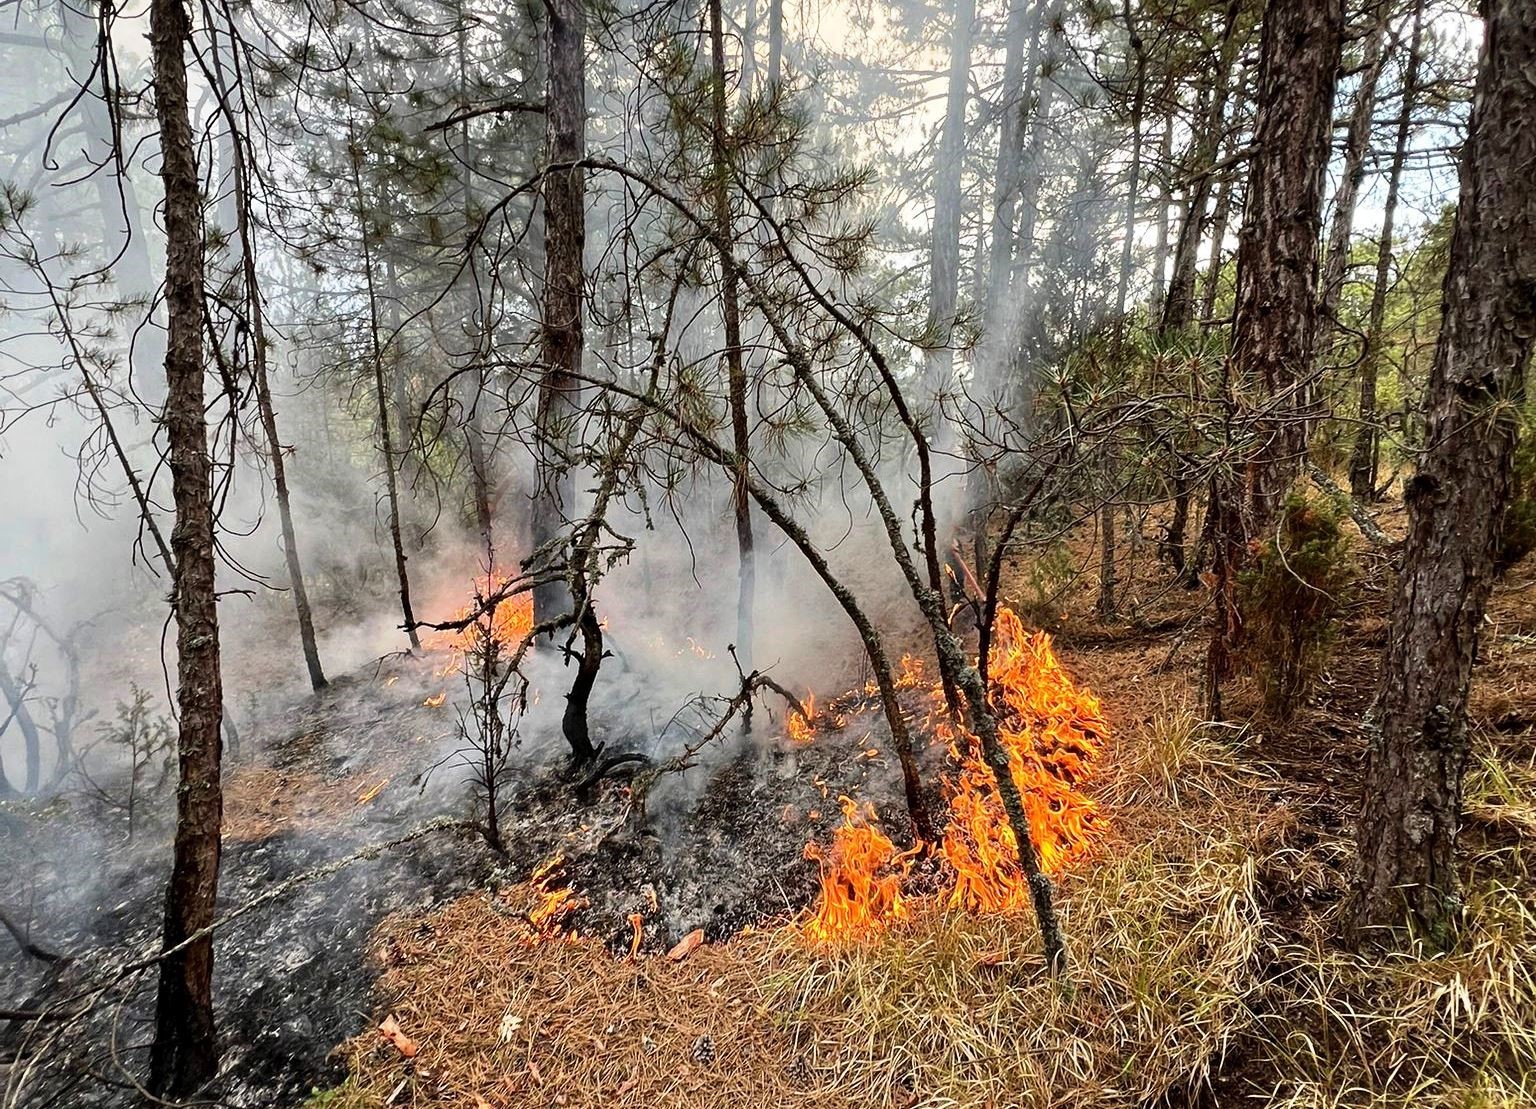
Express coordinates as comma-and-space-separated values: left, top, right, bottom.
426, 574, 536, 665
802, 796, 918, 942
802, 606, 1107, 939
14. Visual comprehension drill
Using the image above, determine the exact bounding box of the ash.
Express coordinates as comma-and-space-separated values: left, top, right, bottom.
0, 645, 932, 1107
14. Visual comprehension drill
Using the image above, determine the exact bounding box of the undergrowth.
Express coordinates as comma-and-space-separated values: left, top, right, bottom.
319, 706, 1536, 1109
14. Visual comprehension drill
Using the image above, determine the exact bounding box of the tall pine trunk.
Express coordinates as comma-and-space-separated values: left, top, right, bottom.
1348, 3, 1424, 500
225, 78, 327, 691
147, 0, 226, 1092
1352, 0, 1535, 947
349, 129, 422, 653
709, 0, 755, 670
1207, 0, 1343, 714
1318, 15, 1388, 346
924, 0, 977, 402
1162, 0, 1241, 335
533, 0, 587, 629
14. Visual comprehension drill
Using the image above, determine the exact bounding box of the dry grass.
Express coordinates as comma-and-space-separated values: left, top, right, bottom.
313, 560, 1536, 1109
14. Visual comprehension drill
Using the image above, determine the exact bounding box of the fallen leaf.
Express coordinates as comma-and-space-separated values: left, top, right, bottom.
667, 928, 705, 961
472, 1097, 493, 1109
528, 1059, 543, 1086
378, 1015, 418, 1059
616, 1076, 639, 1096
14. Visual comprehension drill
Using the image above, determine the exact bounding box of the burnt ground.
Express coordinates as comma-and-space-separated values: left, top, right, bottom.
0, 637, 933, 1108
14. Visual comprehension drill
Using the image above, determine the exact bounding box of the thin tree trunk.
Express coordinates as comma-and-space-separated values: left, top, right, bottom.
226, 83, 327, 691
1162, 0, 1241, 334
924, 0, 977, 401
0, 667, 40, 794
532, 0, 587, 626
457, 4, 496, 568
1353, 0, 1535, 946
1318, 15, 1388, 345
349, 126, 422, 652
710, 0, 756, 671
1207, 0, 1343, 710
1012, 2, 1062, 294
1112, 0, 1148, 341
1349, 3, 1424, 500
147, 0, 225, 1091
1150, 110, 1174, 313
1199, 65, 1250, 322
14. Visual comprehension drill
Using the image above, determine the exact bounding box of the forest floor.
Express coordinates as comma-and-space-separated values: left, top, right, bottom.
4, 495, 1533, 1109
308, 497, 1536, 1109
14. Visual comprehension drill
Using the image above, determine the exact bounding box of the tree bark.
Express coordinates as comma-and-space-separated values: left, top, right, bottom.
227, 88, 327, 691
349, 128, 422, 653
1112, 0, 1148, 340
147, 0, 226, 1092
1318, 14, 1388, 345
1199, 64, 1250, 322
1352, 0, 1536, 947
710, 0, 756, 671
533, 0, 587, 626
1162, 0, 1242, 335
1206, 0, 1343, 708
923, 0, 977, 402
1348, 3, 1424, 500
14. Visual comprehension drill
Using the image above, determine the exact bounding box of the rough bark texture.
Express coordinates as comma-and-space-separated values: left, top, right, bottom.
1207, 0, 1342, 711
147, 0, 226, 1093
532, 0, 587, 626
1349, 3, 1424, 500
1353, 0, 1535, 947
1231, 0, 1343, 523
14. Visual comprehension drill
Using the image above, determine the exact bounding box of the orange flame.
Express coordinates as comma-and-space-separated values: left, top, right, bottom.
427, 574, 536, 665
800, 797, 919, 942
786, 691, 817, 744
525, 854, 587, 940
801, 606, 1107, 940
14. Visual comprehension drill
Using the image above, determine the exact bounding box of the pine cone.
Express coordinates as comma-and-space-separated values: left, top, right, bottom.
690, 1034, 716, 1066
784, 1055, 813, 1087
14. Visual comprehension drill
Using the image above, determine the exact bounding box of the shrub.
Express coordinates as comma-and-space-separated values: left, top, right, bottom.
1238, 491, 1356, 722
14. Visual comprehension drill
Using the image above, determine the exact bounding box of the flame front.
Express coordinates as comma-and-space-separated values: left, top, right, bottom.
801, 606, 1106, 940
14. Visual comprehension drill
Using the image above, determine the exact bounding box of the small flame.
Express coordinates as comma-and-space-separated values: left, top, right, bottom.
427, 574, 536, 666
801, 797, 918, 942
423, 691, 446, 708
355, 777, 390, 805
525, 854, 587, 940
786, 691, 817, 744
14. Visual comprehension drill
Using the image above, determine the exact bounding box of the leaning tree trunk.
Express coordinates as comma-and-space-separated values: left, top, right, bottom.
709, 0, 756, 671
147, 0, 226, 1093
1353, 0, 1536, 948
349, 129, 422, 653
532, 0, 587, 627
228, 107, 327, 691
1111, 0, 1148, 342
1348, 3, 1424, 500
1206, 0, 1342, 715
